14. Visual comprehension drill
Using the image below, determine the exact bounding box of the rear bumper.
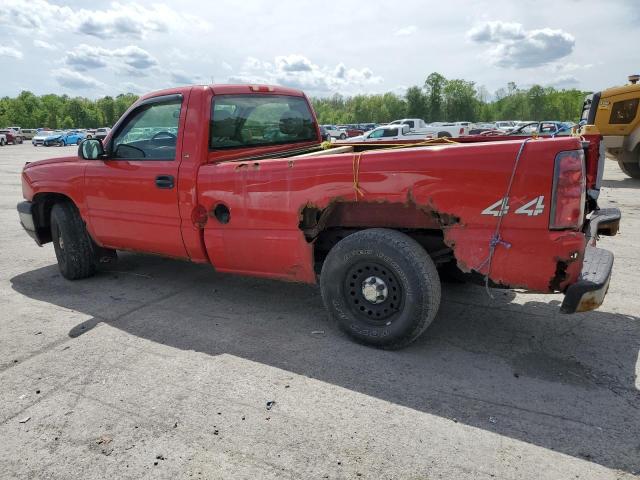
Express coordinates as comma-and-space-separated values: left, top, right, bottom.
17, 201, 43, 246
561, 246, 613, 313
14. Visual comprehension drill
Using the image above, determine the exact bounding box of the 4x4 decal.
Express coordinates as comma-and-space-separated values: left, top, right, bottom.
482, 196, 545, 217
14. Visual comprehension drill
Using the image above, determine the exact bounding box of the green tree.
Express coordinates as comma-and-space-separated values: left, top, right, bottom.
424, 72, 447, 122
405, 86, 427, 119
61, 116, 74, 129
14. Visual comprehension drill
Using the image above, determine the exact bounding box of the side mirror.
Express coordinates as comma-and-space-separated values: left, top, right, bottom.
78, 138, 105, 160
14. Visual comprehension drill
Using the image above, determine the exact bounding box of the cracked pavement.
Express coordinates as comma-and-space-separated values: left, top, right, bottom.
0, 144, 638, 479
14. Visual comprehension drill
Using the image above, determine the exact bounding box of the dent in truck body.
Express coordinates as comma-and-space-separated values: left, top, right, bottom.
195, 136, 587, 292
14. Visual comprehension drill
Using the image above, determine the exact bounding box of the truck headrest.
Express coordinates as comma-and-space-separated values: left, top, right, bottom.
279, 110, 304, 135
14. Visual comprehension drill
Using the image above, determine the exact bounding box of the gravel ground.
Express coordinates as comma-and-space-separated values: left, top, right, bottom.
0, 143, 638, 479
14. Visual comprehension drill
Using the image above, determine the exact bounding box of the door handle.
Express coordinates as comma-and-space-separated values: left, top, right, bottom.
155, 175, 174, 189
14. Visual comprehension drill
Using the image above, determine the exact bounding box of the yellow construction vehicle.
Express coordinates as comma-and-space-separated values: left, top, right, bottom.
580, 74, 640, 178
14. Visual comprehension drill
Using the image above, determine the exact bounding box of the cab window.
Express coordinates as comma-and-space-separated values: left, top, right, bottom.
609, 99, 639, 124
210, 94, 316, 149
112, 99, 182, 160
381, 128, 399, 137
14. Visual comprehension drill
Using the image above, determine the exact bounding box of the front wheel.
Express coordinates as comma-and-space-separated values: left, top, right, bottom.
0, 138, 5, 146
58, 139, 66, 146
51, 202, 97, 280
320, 228, 441, 349
340, 133, 347, 140
617, 147, 640, 179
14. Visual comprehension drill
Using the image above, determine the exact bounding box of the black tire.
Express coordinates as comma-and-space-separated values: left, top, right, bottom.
51, 202, 96, 280
17, 137, 23, 144
76, 138, 82, 145
339, 133, 347, 140
320, 228, 441, 349
0, 138, 4, 146
617, 147, 640, 179
437, 131, 452, 138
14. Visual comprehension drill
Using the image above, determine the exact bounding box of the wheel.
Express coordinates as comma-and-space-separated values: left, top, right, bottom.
17, 137, 23, 144
437, 131, 452, 138
617, 147, 640, 179
58, 139, 66, 146
320, 228, 441, 349
0, 138, 4, 146
76, 138, 82, 145
340, 133, 347, 140
51, 202, 97, 280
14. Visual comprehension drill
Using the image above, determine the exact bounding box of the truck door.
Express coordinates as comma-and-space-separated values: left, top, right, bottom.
84, 93, 189, 258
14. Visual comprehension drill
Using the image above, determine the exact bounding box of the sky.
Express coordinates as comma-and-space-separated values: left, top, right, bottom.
0, 0, 638, 99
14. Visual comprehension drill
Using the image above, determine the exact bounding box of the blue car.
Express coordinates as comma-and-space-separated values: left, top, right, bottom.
43, 130, 86, 147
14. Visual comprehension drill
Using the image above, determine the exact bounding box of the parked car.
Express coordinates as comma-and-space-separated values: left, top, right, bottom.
494, 121, 516, 131
358, 123, 377, 132
345, 124, 434, 142
0, 129, 20, 144
389, 118, 468, 137
62, 130, 87, 145
85, 129, 97, 139
321, 125, 347, 140
508, 121, 574, 136
21, 129, 37, 140
337, 125, 365, 137
319, 125, 331, 142
17, 84, 620, 350
41, 131, 68, 147
95, 127, 111, 141
32, 130, 54, 146
0, 132, 6, 146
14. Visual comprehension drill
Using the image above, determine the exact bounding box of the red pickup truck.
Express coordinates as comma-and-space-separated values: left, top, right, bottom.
17, 84, 621, 349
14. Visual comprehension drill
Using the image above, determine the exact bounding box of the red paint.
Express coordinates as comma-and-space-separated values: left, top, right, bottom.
20, 85, 605, 294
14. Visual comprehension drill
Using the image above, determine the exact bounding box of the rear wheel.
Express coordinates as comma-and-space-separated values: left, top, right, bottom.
437, 131, 452, 138
340, 133, 347, 140
0, 138, 4, 146
51, 202, 97, 280
617, 147, 640, 179
320, 228, 441, 349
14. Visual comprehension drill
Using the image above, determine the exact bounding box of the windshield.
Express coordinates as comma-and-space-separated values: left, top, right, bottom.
210, 94, 317, 150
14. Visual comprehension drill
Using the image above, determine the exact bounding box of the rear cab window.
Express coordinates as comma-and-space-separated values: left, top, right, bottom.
210, 95, 316, 149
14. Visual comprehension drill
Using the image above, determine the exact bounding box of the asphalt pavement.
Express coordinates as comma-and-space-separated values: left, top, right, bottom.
0, 143, 638, 479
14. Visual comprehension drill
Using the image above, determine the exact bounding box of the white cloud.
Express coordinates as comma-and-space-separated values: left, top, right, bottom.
229, 54, 382, 96
170, 70, 206, 84
64, 44, 157, 76
0, 46, 23, 59
394, 25, 418, 36
33, 39, 57, 51
52, 68, 103, 89
467, 21, 575, 68
0, 0, 208, 40
548, 74, 580, 88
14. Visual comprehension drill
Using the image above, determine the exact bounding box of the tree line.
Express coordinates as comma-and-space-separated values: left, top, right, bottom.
312, 72, 587, 125
0, 72, 588, 129
0, 91, 139, 129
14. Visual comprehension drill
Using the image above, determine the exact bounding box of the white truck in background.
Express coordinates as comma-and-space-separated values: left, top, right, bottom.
388, 118, 468, 137
341, 124, 434, 142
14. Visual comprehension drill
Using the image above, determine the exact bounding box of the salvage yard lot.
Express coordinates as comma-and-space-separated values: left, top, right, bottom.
0, 144, 638, 479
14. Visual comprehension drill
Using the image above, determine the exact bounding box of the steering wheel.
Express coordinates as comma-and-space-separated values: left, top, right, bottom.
151, 131, 176, 142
